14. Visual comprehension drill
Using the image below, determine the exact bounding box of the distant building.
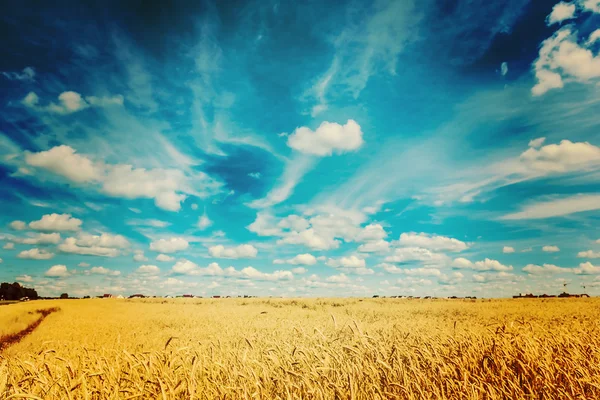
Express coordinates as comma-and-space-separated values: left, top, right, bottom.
103, 294, 113, 298
128, 294, 145, 299
212, 295, 221, 299
183, 294, 194, 298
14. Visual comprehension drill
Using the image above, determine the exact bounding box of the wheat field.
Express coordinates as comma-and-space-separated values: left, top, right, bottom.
1, 298, 600, 399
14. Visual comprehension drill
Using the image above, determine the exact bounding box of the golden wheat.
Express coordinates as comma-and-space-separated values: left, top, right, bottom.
1, 298, 600, 399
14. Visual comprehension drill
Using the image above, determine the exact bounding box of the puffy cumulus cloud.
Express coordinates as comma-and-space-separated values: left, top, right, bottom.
503, 246, 516, 253
25, 145, 102, 183
171, 260, 238, 277
532, 27, 600, 96
164, 277, 185, 286
156, 254, 175, 262
452, 258, 513, 272
2, 66, 35, 81
355, 224, 387, 242
17, 248, 54, 260
542, 245, 560, 252
326, 273, 350, 283
75, 233, 129, 249
519, 140, 600, 174
396, 232, 469, 252
136, 265, 160, 275
326, 255, 366, 268
529, 137, 546, 148
581, 0, 600, 13
574, 262, 600, 274
501, 194, 600, 220
29, 213, 82, 231
472, 271, 518, 283
133, 250, 148, 262
546, 2, 576, 25
57, 233, 129, 258
21, 91, 123, 114
3, 243, 14, 250
208, 244, 258, 259
291, 267, 307, 274
287, 120, 364, 156
439, 272, 464, 285
273, 253, 317, 266
400, 267, 444, 277
378, 263, 404, 274
251, 208, 385, 251
523, 263, 570, 274
384, 247, 449, 265
197, 212, 213, 230
89, 266, 121, 276
15, 233, 61, 245
24, 145, 210, 212
578, 250, 600, 258
357, 240, 390, 253
278, 228, 341, 251
58, 238, 119, 257
103, 166, 188, 212
9, 220, 26, 230
239, 267, 293, 281
78, 262, 90, 267
16, 274, 33, 283
45, 264, 70, 278
150, 237, 189, 253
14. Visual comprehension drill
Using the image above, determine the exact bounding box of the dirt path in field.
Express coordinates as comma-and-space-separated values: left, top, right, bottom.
0, 307, 60, 352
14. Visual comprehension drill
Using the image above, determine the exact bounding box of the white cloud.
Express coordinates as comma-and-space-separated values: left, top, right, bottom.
197, 212, 213, 230
9, 220, 26, 230
16, 233, 61, 245
532, 27, 600, 95
17, 248, 54, 260
400, 267, 443, 277
273, 253, 317, 266
277, 229, 340, 251
45, 265, 70, 278
546, 2, 576, 25
581, 0, 600, 13
16, 275, 33, 283
3, 243, 14, 250
588, 29, 600, 45
75, 233, 130, 248
355, 224, 387, 242
58, 238, 120, 257
89, 266, 121, 276
501, 194, 600, 220
126, 219, 171, 228
29, 213, 82, 231
136, 265, 160, 275
574, 262, 600, 274
326, 255, 366, 268
519, 140, 600, 174
164, 277, 185, 286
287, 120, 364, 156
578, 250, 600, 258
78, 262, 90, 267
149, 237, 189, 253
209, 244, 258, 259
384, 247, 449, 265
357, 240, 390, 253
396, 232, 469, 252
2, 66, 35, 81
22, 91, 123, 114
156, 254, 175, 262
291, 267, 307, 274
25, 145, 102, 183
542, 245, 560, 252
326, 273, 350, 284
472, 271, 518, 283
133, 250, 148, 262
452, 257, 513, 272
500, 62, 508, 76
171, 260, 237, 277
24, 145, 205, 212
503, 246, 516, 253
239, 267, 293, 281
523, 263, 570, 274
248, 172, 261, 179
528, 137, 546, 148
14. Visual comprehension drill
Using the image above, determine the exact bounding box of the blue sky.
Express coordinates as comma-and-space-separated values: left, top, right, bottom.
1, 0, 600, 298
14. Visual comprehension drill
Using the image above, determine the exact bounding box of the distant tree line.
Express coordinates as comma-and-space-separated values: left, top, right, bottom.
0, 282, 38, 300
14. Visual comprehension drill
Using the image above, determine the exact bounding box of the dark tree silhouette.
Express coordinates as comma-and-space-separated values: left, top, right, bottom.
0, 282, 38, 301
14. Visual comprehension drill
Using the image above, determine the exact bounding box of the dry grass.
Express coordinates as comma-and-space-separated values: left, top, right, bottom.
1, 298, 600, 399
